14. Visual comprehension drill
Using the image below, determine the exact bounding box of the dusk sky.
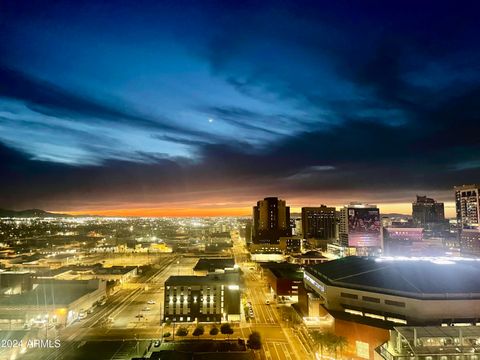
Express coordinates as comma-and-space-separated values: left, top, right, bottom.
1, 1, 480, 217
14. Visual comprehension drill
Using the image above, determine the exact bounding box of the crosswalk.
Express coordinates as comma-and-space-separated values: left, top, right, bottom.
263, 341, 294, 360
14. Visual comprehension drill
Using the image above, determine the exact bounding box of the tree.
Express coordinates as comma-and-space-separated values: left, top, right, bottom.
247, 331, 262, 350
193, 325, 205, 338
210, 326, 219, 336
220, 323, 234, 339
331, 335, 348, 359
163, 332, 171, 338
176, 326, 189, 337
244, 305, 251, 320
165, 318, 172, 326
311, 331, 335, 359
310, 330, 325, 358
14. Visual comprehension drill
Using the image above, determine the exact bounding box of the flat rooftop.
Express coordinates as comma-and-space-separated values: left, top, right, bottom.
292, 250, 326, 258
193, 258, 235, 272
306, 256, 480, 299
0, 280, 101, 306
165, 272, 240, 286
261, 262, 303, 280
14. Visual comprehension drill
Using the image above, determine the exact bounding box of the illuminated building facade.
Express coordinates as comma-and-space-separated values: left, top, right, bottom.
251, 197, 291, 252
339, 203, 382, 255
455, 184, 480, 227
377, 326, 480, 360
461, 228, 480, 256
163, 272, 241, 323
0, 279, 106, 328
302, 257, 480, 359
303, 257, 480, 327
301, 205, 336, 246
383, 227, 425, 256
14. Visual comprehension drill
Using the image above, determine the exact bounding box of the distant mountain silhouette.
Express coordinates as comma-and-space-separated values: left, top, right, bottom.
0, 208, 70, 218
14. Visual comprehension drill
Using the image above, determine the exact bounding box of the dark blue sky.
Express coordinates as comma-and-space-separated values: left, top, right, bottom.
1, 0, 480, 214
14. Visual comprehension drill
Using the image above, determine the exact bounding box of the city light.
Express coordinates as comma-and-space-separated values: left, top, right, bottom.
1, 1, 479, 359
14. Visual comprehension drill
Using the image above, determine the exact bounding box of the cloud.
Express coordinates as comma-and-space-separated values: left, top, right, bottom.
1, 1, 480, 211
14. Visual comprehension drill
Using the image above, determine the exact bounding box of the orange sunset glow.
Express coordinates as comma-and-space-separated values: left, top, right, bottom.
55, 202, 457, 218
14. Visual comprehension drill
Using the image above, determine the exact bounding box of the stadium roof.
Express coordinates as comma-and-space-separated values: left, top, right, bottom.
306, 256, 480, 299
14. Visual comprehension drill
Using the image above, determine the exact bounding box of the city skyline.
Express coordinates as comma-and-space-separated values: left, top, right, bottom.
1, 1, 480, 216
58, 200, 457, 219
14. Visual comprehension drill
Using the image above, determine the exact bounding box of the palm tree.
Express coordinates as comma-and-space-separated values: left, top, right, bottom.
325, 333, 340, 359
334, 335, 348, 359
310, 330, 327, 358
311, 331, 342, 359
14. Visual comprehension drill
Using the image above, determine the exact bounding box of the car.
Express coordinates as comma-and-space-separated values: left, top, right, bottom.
153, 340, 161, 347
142, 307, 151, 311
266, 300, 270, 305
147, 300, 156, 305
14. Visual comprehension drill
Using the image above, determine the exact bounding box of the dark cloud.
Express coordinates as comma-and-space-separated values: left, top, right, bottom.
1, 1, 480, 211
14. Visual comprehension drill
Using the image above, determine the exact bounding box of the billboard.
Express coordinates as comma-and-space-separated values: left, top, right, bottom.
348, 208, 381, 247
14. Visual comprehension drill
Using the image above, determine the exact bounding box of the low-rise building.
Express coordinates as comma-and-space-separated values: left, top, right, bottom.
193, 258, 236, 275
36, 265, 138, 284
0, 279, 106, 328
261, 262, 303, 302
288, 251, 329, 266
0, 271, 33, 294
163, 272, 241, 323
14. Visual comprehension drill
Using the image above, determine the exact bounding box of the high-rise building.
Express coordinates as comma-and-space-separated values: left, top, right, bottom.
339, 203, 382, 255
412, 195, 445, 226
460, 228, 480, 255
301, 205, 336, 241
244, 220, 252, 245
455, 184, 480, 227
252, 197, 291, 245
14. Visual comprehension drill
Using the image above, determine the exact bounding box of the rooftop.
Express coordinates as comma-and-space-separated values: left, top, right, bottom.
193, 258, 235, 272
306, 256, 480, 299
0, 279, 101, 306
261, 262, 303, 280
292, 251, 326, 258
165, 272, 240, 286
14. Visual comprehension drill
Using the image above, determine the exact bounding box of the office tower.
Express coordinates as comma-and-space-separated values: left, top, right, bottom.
252, 197, 291, 245
244, 220, 252, 245
339, 203, 382, 255
455, 184, 480, 227
301, 205, 336, 241
412, 195, 445, 226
